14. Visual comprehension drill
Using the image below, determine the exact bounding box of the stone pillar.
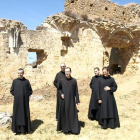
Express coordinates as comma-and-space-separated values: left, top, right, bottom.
9, 28, 14, 54
8, 28, 20, 54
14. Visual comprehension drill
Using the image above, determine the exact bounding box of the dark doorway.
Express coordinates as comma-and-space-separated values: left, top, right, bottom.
110, 64, 121, 75
109, 48, 122, 75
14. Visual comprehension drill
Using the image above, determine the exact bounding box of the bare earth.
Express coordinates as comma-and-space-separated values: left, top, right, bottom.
0, 75, 140, 140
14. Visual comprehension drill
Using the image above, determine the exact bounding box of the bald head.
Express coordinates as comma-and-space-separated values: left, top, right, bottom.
60, 63, 66, 72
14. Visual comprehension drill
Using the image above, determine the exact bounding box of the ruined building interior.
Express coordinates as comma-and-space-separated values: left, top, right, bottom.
1, 0, 140, 97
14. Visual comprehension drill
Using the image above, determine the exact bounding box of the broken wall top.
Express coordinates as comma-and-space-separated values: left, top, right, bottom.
0, 19, 27, 32
41, 12, 140, 49
65, 0, 140, 24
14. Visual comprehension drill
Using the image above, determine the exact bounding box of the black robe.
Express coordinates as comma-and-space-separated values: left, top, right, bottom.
88, 75, 101, 120
54, 71, 65, 120
96, 76, 120, 129
10, 77, 32, 133
57, 77, 80, 134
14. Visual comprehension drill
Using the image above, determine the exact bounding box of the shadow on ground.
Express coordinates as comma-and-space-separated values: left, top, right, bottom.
31, 119, 44, 133
79, 121, 85, 128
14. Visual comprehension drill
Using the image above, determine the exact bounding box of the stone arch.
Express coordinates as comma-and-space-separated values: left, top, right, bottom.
107, 28, 135, 75
43, 20, 64, 34
51, 21, 63, 33
108, 28, 134, 42
70, 23, 103, 39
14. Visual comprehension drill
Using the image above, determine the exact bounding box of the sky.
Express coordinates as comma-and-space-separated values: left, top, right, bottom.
0, 0, 65, 30
0, 0, 140, 30
0, 0, 140, 63
28, 52, 37, 64
112, 0, 140, 5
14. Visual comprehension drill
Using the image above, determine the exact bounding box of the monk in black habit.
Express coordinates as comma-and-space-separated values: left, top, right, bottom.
57, 67, 80, 134
54, 63, 66, 120
10, 68, 32, 134
88, 67, 101, 121
96, 67, 120, 129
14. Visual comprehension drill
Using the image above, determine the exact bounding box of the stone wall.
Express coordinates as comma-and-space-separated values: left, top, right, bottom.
1, 0, 140, 98
0, 20, 104, 92
65, 0, 140, 24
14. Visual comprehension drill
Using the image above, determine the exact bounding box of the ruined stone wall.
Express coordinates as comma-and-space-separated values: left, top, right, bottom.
0, 32, 15, 99
21, 28, 63, 88
60, 26, 104, 78
0, 18, 105, 98
0, 27, 62, 92
65, 0, 140, 23
119, 45, 140, 75
1, 0, 140, 99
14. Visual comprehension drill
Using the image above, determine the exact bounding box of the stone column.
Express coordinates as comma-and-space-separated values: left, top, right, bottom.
8, 28, 20, 54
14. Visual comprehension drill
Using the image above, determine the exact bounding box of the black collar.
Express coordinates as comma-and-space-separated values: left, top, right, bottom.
103, 75, 111, 79
61, 71, 65, 75
17, 77, 26, 80
95, 75, 101, 78
65, 76, 72, 81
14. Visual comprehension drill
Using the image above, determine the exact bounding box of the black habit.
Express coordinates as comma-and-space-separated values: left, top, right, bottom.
57, 77, 80, 134
10, 77, 32, 133
96, 75, 120, 129
88, 75, 101, 120
54, 71, 65, 120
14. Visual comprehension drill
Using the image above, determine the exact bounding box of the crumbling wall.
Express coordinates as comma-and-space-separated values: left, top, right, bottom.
65, 0, 140, 24
22, 25, 104, 86
120, 46, 140, 75
1, 0, 140, 99
0, 26, 63, 92
60, 26, 104, 78
0, 17, 105, 98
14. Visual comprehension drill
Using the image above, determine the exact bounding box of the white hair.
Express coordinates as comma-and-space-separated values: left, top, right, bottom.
60, 63, 66, 67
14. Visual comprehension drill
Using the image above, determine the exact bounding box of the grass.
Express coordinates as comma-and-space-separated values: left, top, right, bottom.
1, 76, 140, 139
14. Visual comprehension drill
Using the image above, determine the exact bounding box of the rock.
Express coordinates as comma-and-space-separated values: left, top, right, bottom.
0, 112, 11, 119
30, 95, 45, 101
0, 117, 12, 127
0, 112, 12, 128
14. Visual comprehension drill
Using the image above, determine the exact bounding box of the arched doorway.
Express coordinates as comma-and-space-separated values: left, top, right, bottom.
107, 29, 135, 75
109, 48, 122, 75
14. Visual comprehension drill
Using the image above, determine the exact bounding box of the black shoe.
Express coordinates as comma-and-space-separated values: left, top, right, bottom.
64, 132, 69, 135
101, 126, 107, 129
15, 132, 21, 135
63, 131, 70, 135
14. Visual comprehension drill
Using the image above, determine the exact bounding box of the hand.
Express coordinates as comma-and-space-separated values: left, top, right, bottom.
76, 103, 80, 106
98, 100, 102, 104
61, 94, 64, 99
104, 86, 110, 91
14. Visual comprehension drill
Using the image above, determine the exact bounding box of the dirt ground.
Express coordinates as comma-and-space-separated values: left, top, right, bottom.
0, 75, 140, 140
